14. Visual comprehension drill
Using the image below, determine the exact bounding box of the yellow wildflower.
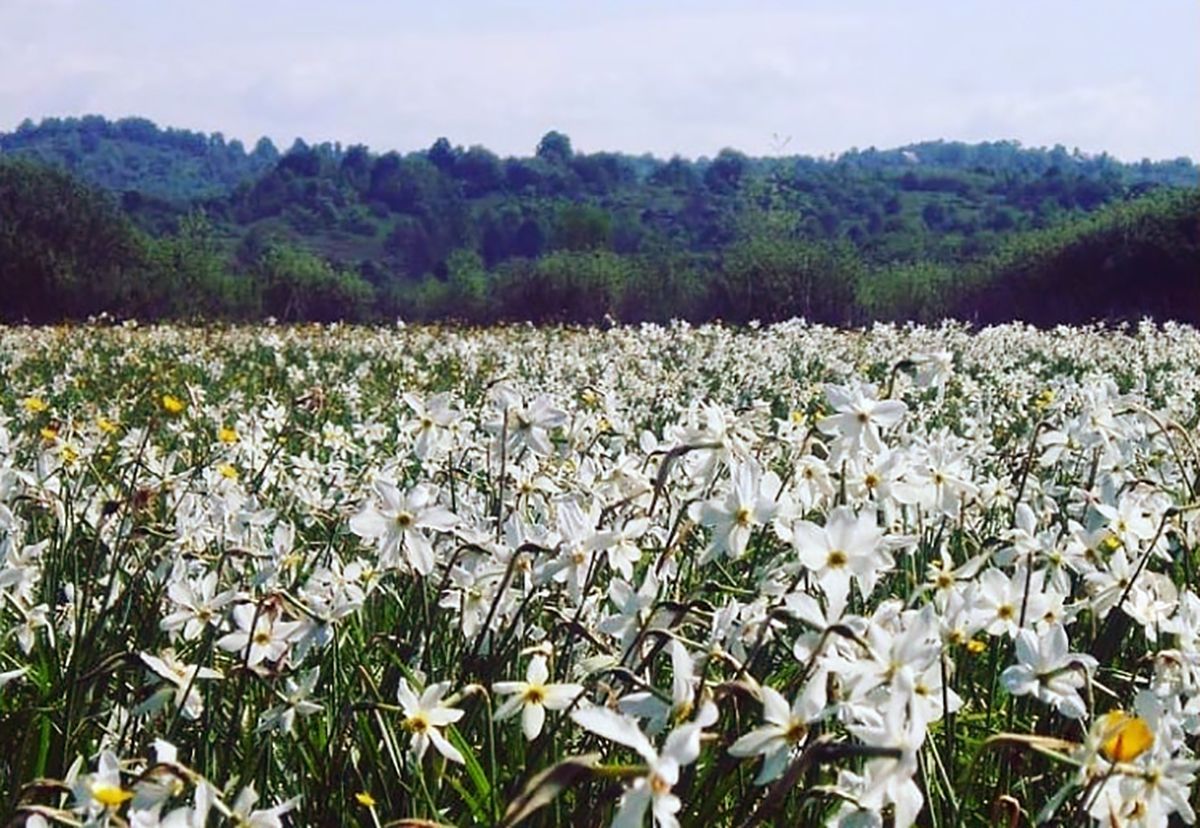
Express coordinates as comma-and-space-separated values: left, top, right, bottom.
1097, 710, 1154, 763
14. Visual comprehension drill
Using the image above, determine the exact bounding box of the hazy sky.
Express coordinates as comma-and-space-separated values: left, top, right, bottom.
1, 0, 1196, 161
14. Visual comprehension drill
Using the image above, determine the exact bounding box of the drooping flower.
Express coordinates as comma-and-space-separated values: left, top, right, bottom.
139, 650, 222, 720
572, 702, 718, 828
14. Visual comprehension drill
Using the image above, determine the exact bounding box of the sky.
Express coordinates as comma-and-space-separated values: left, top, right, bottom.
0, 0, 1196, 162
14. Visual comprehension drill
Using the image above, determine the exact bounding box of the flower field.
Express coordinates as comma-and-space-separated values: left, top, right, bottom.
3, 320, 1200, 826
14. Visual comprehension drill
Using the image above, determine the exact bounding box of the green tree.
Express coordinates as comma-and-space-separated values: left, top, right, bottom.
0, 159, 148, 321
256, 244, 376, 322
553, 203, 613, 251
535, 130, 573, 165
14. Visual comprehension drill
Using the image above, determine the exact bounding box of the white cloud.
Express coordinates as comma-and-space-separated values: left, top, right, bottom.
0, 1, 1194, 160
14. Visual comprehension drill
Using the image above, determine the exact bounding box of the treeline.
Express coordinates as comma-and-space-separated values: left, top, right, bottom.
0, 116, 279, 201
4, 116, 1196, 279
3, 156, 1197, 325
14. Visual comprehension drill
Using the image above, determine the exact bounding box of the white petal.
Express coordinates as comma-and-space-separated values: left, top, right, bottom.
571, 706, 656, 762
428, 728, 464, 764
527, 655, 549, 685
522, 702, 546, 740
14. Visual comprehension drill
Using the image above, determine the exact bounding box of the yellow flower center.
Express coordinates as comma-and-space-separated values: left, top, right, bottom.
91, 783, 133, 808
827, 550, 848, 568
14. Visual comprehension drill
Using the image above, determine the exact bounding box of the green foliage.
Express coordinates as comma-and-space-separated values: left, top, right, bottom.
494, 251, 635, 323
956, 188, 1200, 324
717, 209, 864, 324
0, 116, 275, 201
0, 159, 148, 321
255, 244, 376, 322
2, 116, 1197, 326
553, 203, 613, 251
145, 211, 257, 318
856, 262, 959, 323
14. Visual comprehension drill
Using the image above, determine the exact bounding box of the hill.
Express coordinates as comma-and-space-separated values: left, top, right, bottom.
0, 116, 278, 202
0, 115, 1196, 325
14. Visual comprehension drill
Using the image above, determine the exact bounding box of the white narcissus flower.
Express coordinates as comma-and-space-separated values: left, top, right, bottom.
619, 639, 698, 733
572, 702, 718, 828
73, 750, 132, 814
487, 389, 568, 457
1094, 495, 1156, 551
397, 678, 465, 764
349, 480, 458, 575
404, 391, 460, 459
492, 655, 583, 740
139, 650, 222, 720
1001, 623, 1096, 719
1087, 749, 1199, 826
689, 460, 780, 561
728, 683, 824, 784
257, 666, 323, 734
588, 517, 650, 581
216, 604, 302, 669
792, 506, 889, 617
841, 701, 927, 828
228, 784, 299, 828
972, 565, 1050, 638
160, 570, 235, 642
817, 383, 907, 457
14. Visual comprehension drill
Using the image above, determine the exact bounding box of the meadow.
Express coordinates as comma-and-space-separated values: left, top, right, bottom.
2, 319, 1199, 826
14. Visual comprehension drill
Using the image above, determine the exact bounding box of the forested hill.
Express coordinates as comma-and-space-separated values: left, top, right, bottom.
0, 115, 1197, 325
0, 116, 279, 201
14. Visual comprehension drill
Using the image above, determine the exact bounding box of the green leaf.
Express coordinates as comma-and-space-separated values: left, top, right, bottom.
500, 753, 602, 828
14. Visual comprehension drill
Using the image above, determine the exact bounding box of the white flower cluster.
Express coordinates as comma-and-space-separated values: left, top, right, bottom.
1, 319, 1199, 827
